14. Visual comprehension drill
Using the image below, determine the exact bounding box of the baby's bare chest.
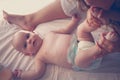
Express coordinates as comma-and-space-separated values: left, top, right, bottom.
43, 33, 72, 63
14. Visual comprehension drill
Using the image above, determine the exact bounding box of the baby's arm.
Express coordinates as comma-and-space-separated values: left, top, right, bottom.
74, 36, 115, 68
52, 15, 80, 34
75, 31, 120, 68
13, 58, 46, 80
77, 7, 102, 41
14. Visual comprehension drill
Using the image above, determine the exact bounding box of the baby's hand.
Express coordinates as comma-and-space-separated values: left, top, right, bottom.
12, 69, 22, 80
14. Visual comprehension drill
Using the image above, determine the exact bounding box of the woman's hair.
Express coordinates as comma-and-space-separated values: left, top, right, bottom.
76, 0, 89, 11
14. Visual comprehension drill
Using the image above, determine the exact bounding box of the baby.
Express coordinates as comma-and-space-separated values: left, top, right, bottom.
12, 8, 119, 80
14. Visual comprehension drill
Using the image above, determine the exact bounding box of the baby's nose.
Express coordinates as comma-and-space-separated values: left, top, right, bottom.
27, 38, 32, 44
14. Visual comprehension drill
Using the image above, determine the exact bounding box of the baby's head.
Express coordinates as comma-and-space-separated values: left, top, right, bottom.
12, 30, 43, 56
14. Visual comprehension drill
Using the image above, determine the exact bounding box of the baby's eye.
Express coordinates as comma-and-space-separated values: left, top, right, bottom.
26, 33, 30, 39
24, 42, 27, 48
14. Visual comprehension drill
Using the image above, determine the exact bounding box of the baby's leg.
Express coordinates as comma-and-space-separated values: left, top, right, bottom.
74, 41, 102, 68
77, 20, 95, 42
77, 7, 102, 41
3, 0, 68, 31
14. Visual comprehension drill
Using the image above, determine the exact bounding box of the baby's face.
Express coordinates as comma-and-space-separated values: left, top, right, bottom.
84, 0, 110, 10
12, 30, 42, 56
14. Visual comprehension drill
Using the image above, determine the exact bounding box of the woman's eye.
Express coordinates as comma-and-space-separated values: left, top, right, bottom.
26, 33, 30, 39
24, 42, 27, 48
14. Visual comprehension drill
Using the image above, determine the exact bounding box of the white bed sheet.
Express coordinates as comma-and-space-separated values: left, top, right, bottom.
0, 0, 120, 80
0, 18, 120, 80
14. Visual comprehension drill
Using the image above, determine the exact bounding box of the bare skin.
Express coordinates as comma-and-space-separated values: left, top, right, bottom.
3, 0, 69, 31
88, 7, 120, 37
11, 9, 120, 80
77, 7, 120, 58
0, 68, 12, 80
12, 16, 80, 80
3, 0, 120, 31
84, 0, 120, 36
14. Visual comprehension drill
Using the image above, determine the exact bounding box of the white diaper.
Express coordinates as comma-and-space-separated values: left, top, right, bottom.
78, 41, 95, 50
71, 41, 102, 71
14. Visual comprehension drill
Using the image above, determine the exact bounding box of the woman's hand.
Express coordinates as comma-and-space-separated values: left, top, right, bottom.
98, 32, 120, 53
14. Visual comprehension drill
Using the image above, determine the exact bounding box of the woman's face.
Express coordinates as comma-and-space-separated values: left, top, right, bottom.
84, 0, 111, 10
84, 0, 95, 6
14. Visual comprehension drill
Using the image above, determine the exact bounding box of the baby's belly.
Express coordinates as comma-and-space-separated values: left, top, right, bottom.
46, 42, 72, 68
52, 51, 72, 68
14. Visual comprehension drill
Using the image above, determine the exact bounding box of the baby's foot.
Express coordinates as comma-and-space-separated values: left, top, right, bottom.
105, 31, 119, 42
90, 7, 109, 25
111, 23, 120, 37
98, 32, 120, 53
3, 10, 34, 31
87, 7, 103, 28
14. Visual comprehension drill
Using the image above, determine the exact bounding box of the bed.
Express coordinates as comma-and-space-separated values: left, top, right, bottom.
0, 0, 120, 80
